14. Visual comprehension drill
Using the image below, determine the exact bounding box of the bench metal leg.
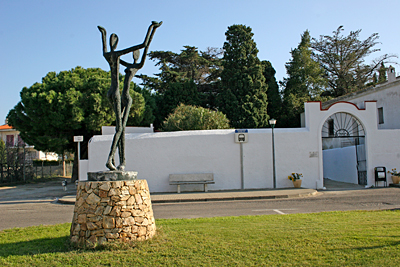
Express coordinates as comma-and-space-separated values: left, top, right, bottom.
177, 184, 181, 194
204, 184, 208, 192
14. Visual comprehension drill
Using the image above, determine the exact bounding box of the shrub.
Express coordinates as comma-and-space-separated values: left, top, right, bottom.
163, 104, 230, 131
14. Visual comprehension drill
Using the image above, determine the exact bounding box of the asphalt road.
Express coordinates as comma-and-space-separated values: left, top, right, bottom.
0, 199, 74, 230
0, 179, 76, 230
0, 181, 399, 230
152, 188, 400, 219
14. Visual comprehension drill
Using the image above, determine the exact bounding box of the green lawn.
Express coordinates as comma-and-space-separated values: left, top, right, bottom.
1, 210, 399, 266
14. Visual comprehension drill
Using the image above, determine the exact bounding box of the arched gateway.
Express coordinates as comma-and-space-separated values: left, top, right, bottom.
322, 112, 367, 185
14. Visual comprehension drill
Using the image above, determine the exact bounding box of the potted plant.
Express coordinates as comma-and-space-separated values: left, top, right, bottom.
288, 173, 303, 188
388, 168, 400, 184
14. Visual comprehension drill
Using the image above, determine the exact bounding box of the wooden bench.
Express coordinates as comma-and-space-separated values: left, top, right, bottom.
169, 173, 215, 193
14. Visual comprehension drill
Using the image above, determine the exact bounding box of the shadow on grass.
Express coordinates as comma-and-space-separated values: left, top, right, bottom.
327, 238, 400, 253
352, 240, 400, 251
0, 233, 144, 258
0, 236, 72, 257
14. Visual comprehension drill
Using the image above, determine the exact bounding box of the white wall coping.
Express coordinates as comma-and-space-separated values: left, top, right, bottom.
92, 128, 310, 143
102, 125, 154, 135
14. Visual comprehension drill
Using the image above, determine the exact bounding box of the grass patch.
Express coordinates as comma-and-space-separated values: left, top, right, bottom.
1, 210, 400, 266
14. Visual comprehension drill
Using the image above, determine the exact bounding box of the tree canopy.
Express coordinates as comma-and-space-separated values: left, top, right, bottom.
155, 79, 201, 127
138, 46, 222, 93
311, 26, 396, 97
280, 30, 328, 127
7, 66, 147, 161
138, 46, 223, 128
218, 24, 269, 128
262, 60, 281, 121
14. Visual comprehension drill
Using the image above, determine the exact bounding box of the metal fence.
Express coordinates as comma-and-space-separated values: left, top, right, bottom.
33, 162, 73, 178
0, 162, 73, 184
0, 145, 73, 184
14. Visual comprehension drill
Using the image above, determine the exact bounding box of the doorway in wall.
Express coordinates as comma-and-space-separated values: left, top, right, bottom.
322, 112, 367, 185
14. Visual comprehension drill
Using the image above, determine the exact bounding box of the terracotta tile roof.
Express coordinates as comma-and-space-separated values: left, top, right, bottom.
0, 124, 14, 130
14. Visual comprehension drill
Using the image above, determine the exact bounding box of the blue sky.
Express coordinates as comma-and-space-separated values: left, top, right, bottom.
1, 0, 399, 123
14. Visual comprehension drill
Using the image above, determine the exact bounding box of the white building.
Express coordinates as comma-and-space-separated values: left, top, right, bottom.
322, 66, 400, 130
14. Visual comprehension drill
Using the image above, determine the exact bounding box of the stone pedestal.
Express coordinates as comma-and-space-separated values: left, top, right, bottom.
70, 177, 156, 246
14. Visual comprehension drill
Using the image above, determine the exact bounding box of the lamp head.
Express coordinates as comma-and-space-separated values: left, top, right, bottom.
269, 118, 277, 126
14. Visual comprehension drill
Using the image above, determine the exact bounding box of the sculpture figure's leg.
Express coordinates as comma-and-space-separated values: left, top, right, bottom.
116, 109, 123, 170
117, 69, 134, 171
117, 127, 126, 171
106, 88, 123, 171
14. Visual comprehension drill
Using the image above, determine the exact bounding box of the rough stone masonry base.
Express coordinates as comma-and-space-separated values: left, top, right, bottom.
70, 179, 156, 246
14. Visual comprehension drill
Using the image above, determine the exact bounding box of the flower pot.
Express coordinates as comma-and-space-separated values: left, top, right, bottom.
391, 176, 400, 184
293, 179, 302, 188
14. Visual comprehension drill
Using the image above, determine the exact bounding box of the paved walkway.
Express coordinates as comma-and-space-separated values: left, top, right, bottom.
322, 178, 367, 191
58, 188, 319, 204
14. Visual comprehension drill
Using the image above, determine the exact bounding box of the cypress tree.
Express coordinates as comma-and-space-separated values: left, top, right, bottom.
218, 24, 269, 128
281, 30, 327, 127
262, 60, 281, 122
378, 62, 387, 83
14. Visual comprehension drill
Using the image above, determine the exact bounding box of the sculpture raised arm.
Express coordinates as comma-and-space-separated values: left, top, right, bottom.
97, 26, 108, 54
120, 21, 162, 69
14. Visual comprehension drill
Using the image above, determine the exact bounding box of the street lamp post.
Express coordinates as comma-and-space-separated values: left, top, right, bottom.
269, 119, 277, 188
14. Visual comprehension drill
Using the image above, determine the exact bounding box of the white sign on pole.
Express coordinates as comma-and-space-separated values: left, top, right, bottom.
73, 136, 83, 181
234, 129, 248, 143
74, 136, 84, 142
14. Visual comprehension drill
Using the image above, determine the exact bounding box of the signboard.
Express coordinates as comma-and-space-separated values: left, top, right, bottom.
234, 129, 248, 143
74, 136, 84, 142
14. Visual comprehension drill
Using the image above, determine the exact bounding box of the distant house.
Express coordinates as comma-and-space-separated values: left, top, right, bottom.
0, 124, 58, 161
322, 66, 400, 130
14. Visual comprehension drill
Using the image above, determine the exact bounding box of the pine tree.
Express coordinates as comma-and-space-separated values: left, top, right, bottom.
138, 46, 222, 128
7, 67, 146, 180
218, 24, 269, 128
138, 46, 222, 93
312, 26, 396, 96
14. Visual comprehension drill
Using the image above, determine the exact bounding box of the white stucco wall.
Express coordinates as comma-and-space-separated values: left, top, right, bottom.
83, 127, 321, 192
81, 101, 400, 192
367, 128, 400, 180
